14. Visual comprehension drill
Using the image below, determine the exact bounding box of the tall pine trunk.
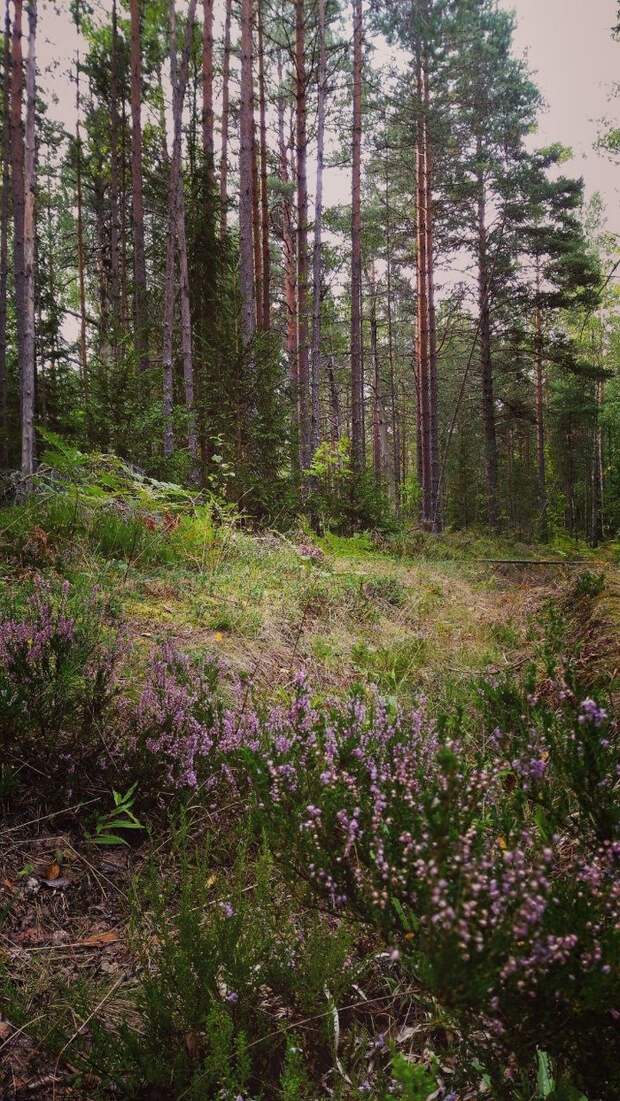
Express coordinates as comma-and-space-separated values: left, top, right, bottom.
73, 7, 89, 411
10, 0, 36, 482
277, 60, 297, 402
251, 59, 263, 331
129, 0, 149, 371
534, 260, 547, 538
202, 0, 214, 179
384, 154, 400, 511
219, 0, 232, 237
257, 0, 270, 331
109, 0, 121, 365
10, 0, 26, 434
0, 0, 10, 466
169, 0, 199, 468
239, 0, 256, 350
590, 378, 604, 546
350, 0, 364, 474
295, 0, 311, 469
22, 0, 36, 480
310, 0, 326, 455
423, 60, 440, 530
476, 167, 499, 529
415, 49, 431, 525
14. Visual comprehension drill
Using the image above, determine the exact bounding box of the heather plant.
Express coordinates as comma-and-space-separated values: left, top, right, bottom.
132, 643, 252, 794
236, 675, 619, 1098
87, 841, 361, 1099
0, 576, 121, 789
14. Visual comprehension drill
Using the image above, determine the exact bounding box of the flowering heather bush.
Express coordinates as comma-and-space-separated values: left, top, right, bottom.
134, 644, 261, 793
232, 675, 619, 1097
0, 576, 121, 784
121, 650, 619, 1094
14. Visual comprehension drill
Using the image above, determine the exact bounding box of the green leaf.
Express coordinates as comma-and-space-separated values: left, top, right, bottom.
92, 833, 129, 846
537, 1050, 556, 1099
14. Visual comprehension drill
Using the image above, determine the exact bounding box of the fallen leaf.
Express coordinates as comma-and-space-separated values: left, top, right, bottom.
80, 930, 121, 947
40, 876, 70, 889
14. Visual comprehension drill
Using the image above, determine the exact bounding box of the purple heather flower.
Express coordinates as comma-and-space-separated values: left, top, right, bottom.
578, 698, 608, 727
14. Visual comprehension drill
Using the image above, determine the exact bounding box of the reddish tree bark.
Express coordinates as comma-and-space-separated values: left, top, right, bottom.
239, 0, 257, 349
129, 0, 148, 372
310, 0, 327, 454
476, 162, 499, 530
109, 0, 121, 357
219, 0, 232, 237
172, 0, 199, 467
277, 58, 297, 399
251, 71, 263, 330
22, 0, 36, 479
350, 0, 364, 474
0, 0, 11, 465
257, 0, 270, 331
295, 0, 311, 468
9, 0, 25, 388
128, 0, 147, 372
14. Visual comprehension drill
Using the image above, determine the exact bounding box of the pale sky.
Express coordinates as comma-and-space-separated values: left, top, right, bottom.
498, 0, 619, 232
39, 0, 619, 230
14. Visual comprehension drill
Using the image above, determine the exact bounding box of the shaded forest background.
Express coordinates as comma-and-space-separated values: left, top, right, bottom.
1, 0, 619, 542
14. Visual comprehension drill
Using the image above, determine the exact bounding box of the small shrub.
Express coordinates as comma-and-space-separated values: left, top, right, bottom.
0, 576, 121, 792
86, 844, 355, 1099
572, 570, 606, 599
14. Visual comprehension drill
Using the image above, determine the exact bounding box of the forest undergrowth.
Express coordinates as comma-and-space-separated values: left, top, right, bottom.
0, 455, 619, 1101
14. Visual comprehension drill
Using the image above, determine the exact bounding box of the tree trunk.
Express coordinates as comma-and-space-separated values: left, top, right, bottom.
385, 173, 400, 511
239, 0, 256, 349
11, 0, 36, 483
423, 60, 440, 530
129, 0, 149, 372
109, 0, 121, 363
350, 0, 364, 474
295, 0, 311, 469
327, 357, 340, 444
310, 0, 326, 456
590, 381, 604, 546
257, 0, 270, 331
22, 0, 36, 480
251, 71, 263, 331
162, 217, 176, 458
73, 11, 89, 411
202, 0, 214, 178
415, 50, 431, 526
277, 60, 297, 404
0, 0, 10, 466
534, 266, 547, 538
10, 0, 25, 427
219, 0, 232, 237
369, 268, 383, 484
476, 169, 499, 529
169, 0, 199, 469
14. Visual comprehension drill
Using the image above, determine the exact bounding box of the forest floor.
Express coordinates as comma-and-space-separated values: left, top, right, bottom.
0, 466, 619, 1098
